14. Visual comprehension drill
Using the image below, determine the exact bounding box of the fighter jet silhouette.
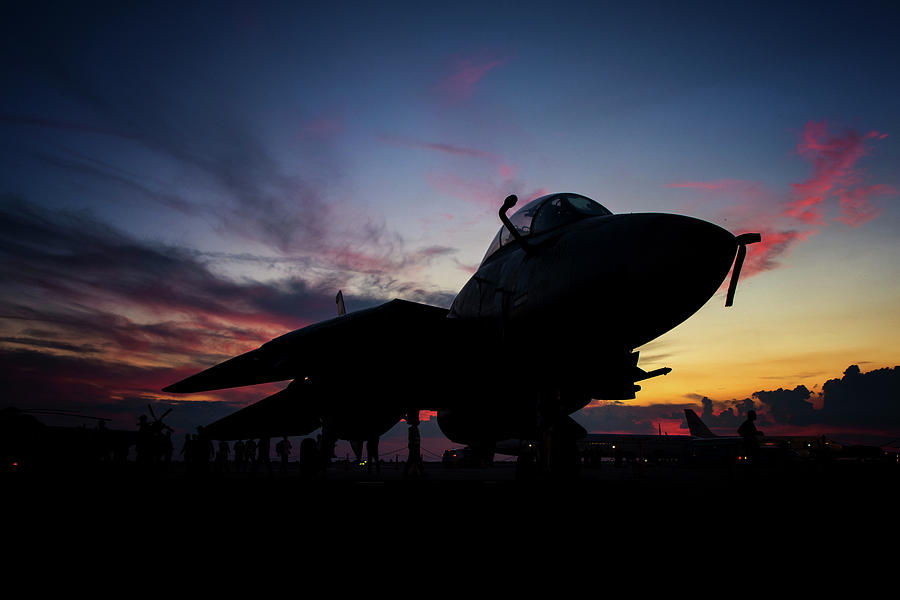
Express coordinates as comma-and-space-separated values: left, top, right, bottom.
164, 193, 760, 468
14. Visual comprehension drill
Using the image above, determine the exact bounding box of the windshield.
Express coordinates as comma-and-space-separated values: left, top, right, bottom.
481, 193, 612, 263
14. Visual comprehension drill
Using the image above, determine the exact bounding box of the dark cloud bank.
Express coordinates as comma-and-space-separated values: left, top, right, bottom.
580, 365, 900, 445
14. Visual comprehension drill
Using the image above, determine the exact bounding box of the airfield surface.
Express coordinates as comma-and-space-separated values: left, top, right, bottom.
7, 459, 896, 505
6, 459, 896, 555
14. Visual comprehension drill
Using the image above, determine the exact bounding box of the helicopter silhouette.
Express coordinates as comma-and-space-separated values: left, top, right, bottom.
136, 404, 174, 465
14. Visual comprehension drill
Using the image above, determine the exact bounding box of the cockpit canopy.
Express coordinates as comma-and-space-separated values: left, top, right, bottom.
481, 193, 612, 263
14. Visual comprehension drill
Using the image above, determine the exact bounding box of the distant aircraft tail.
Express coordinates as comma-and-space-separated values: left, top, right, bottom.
684, 409, 716, 438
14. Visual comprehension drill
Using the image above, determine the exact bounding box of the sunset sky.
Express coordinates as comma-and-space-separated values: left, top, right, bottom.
3, 0, 898, 456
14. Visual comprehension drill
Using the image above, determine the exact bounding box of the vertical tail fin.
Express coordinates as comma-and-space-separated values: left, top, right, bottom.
684, 409, 716, 438
336, 290, 346, 316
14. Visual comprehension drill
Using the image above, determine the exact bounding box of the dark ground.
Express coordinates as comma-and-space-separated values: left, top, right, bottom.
7, 458, 896, 515
5, 459, 897, 575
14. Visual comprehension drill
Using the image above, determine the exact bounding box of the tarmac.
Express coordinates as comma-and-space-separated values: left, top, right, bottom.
6, 458, 897, 554
7, 457, 897, 504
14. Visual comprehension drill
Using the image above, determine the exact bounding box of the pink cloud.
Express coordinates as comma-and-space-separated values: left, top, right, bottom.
454, 259, 480, 275
434, 53, 508, 103
784, 121, 891, 225
379, 134, 499, 161
665, 121, 893, 277
662, 180, 816, 277
326, 246, 398, 274
381, 134, 517, 180
741, 228, 818, 278
836, 184, 898, 227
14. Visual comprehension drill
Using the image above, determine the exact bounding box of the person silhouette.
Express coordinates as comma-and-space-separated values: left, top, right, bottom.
276, 436, 292, 474
136, 415, 151, 466
258, 436, 272, 475
233, 439, 245, 472
196, 426, 214, 474
216, 440, 230, 473
350, 439, 364, 467
367, 436, 380, 475
181, 434, 193, 474
95, 419, 111, 464
162, 430, 173, 470
738, 409, 764, 467
244, 438, 257, 473
403, 411, 424, 479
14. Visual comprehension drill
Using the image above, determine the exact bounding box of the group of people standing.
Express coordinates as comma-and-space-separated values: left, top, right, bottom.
189, 435, 297, 475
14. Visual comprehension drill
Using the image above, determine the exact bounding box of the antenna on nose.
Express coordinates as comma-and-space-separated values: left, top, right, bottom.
725, 233, 761, 307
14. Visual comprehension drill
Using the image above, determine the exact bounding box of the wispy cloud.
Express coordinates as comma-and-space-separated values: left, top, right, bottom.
30, 126, 456, 298
379, 133, 516, 182
434, 52, 508, 103
379, 134, 501, 161
835, 184, 897, 227
0, 198, 458, 424
379, 131, 534, 210
741, 228, 817, 277
785, 121, 894, 226
665, 121, 894, 276
9, 42, 466, 295
0, 193, 467, 440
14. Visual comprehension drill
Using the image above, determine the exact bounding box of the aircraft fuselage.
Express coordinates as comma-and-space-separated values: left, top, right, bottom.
166, 192, 752, 449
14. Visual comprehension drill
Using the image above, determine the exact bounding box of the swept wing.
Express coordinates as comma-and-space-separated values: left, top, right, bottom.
164, 299, 455, 394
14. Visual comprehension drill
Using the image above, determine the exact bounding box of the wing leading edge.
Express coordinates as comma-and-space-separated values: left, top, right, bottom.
202, 380, 323, 440
163, 299, 451, 393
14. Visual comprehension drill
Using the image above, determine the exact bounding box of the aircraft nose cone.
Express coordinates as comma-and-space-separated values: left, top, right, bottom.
561, 213, 738, 348
628, 213, 736, 280
622, 213, 736, 343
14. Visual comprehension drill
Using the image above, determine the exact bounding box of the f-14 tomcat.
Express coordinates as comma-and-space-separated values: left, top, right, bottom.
164, 192, 760, 471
